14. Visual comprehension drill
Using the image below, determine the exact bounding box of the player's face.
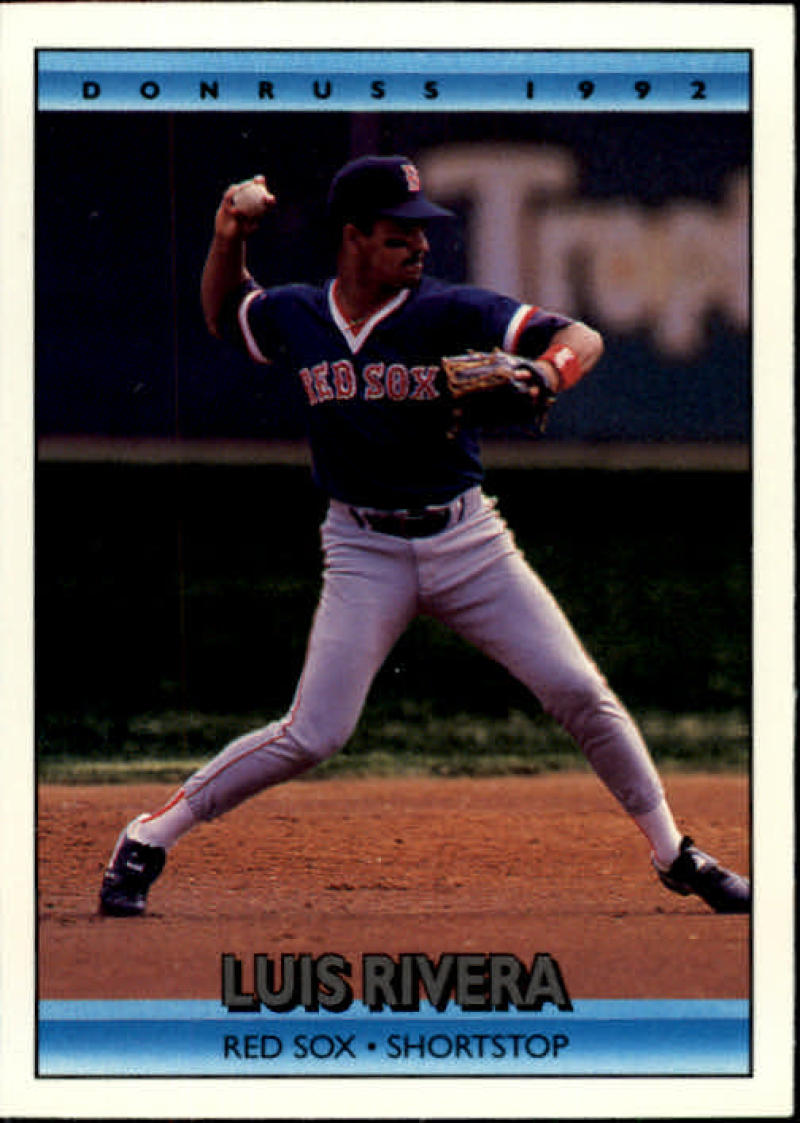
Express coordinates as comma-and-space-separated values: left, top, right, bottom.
357, 218, 431, 291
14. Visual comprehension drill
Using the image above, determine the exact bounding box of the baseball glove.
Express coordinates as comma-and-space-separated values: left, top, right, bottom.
441, 348, 558, 434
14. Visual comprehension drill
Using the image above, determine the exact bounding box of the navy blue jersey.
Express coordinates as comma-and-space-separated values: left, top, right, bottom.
226, 275, 571, 508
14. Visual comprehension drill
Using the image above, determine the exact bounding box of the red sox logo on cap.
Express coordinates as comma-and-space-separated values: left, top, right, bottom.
401, 163, 421, 193
327, 154, 454, 226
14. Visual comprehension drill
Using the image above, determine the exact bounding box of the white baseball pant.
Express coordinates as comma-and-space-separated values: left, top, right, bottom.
183, 487, 665, 821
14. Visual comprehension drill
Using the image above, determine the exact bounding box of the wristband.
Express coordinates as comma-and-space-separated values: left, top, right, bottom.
537, 343, 583, 391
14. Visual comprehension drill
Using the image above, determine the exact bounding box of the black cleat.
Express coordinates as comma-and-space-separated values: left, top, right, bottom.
98, 821, 166, 917
654, 836, 750, 914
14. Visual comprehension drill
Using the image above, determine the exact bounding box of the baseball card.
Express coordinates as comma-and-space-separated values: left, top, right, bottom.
0, 3, 794, 1118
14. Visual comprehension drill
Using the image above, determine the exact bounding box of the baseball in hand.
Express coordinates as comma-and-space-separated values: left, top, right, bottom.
231, 180, 273, 219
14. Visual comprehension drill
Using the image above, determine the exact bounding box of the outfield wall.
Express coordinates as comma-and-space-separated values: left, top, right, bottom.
36, 462, 750, 749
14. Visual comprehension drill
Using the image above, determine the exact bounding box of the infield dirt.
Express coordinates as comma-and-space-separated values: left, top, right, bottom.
38, 772, 749, 1000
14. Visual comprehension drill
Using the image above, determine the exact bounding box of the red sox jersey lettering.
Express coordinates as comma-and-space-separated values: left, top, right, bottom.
332, 360, 357, 400
313, 362, 334, 402
363, 363, 384, 401
299, 360, 441, 406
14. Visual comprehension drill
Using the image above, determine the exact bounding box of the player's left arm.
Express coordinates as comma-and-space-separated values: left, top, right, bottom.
495, 296, 603, 395
528, 321, 604, 394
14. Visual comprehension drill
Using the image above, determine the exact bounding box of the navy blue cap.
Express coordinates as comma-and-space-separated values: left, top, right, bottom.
327, 155, 453, 227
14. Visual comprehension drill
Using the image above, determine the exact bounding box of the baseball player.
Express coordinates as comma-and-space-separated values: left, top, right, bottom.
99, 154, 750, 917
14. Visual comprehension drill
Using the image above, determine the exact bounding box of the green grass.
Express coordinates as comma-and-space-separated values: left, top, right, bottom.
37, 703, 749, 784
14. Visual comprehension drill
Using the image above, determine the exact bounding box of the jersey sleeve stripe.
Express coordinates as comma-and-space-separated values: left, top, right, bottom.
503, 304, 540, 353
238, 289, 271, 364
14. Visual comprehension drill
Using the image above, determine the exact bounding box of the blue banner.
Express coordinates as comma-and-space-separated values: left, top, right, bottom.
39, 999, 750, 1077
37, 50, 749, 112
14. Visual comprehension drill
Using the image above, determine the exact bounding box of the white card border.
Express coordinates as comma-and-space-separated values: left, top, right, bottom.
1, 2, 794, 1118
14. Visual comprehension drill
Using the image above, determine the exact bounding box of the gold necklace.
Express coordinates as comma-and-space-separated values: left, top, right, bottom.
344, 309, 375, 331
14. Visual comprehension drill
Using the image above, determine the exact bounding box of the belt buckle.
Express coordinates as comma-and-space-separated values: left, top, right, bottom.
401, 507, 435, 524
411, 507, 450, 537
404, 506, 447, 530
352, 500, 454, 538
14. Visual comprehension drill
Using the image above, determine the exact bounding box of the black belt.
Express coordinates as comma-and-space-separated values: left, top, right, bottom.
350, 497, 464, 539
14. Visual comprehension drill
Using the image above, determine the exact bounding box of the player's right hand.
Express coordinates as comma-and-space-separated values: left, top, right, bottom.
216, 175, 276, 238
